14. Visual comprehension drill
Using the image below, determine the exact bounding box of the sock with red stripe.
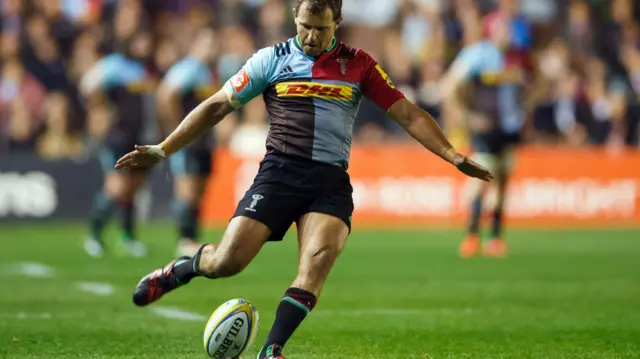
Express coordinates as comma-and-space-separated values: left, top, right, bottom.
258, 287, 317, 358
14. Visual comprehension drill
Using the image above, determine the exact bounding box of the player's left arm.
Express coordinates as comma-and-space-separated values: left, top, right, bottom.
361, 55, 492, 181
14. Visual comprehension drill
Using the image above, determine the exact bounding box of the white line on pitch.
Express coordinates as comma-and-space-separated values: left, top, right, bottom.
150, 306, 207, 321
76, 282, 115, 296
0, 312, 52, 320
7, 262, 55, 278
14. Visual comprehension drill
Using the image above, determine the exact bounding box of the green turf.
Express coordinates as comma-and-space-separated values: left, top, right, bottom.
1, 223, 639, 358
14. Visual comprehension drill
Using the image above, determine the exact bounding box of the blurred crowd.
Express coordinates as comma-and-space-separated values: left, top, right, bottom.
1, 0, 640, 159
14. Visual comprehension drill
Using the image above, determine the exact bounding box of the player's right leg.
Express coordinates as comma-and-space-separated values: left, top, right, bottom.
132, 216, 270, 306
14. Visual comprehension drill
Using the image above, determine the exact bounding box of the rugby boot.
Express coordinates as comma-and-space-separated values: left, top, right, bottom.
258, 344, 285, 359
459, 234, 481, 258
483, 238, 508, 258
132, 257, 188, 306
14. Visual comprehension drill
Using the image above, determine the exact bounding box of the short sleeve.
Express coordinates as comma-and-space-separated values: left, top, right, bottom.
222, 47, 274, 109
80, 54, 121, 93
360, 52, 405, 112
163, 59, 204, 93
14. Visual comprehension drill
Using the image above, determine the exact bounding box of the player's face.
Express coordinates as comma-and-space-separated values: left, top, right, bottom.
294, 5, 342, 57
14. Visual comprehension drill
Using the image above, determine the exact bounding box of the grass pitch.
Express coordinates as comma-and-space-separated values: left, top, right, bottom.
1, 223, 639, 358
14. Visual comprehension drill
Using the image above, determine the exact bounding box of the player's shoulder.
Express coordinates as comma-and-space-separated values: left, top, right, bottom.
336, 42, 373, 63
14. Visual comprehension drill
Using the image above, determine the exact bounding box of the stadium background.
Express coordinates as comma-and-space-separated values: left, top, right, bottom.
1, 1, 639, 358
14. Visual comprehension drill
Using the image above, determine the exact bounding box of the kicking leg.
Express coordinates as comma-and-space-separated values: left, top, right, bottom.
132, 216, 270, 306
258, 212, 349, 359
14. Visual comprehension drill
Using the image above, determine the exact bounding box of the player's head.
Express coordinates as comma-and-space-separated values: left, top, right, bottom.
293, 0, 343, 57
483, 15, 510, 50
122, 30, 153, 61
191, 27, 217, 63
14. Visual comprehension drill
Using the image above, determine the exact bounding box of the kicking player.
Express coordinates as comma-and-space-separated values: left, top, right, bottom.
440, 15, 527, 258
115, 1, 493, 358
157, 28, 219, 257
80, 30, 154, 258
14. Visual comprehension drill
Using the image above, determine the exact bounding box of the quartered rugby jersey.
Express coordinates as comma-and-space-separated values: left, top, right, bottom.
453, 40, 525, 134
87, 53, 153, 148
222, 36, 405, 169
163, 56, 218, 148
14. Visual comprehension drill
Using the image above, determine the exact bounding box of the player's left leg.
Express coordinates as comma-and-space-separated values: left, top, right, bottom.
459, 152, 497, 257
169, 149, 212, 257
483, 146, 515, 257
257, 212, 350, 359
117, 169, 148, 257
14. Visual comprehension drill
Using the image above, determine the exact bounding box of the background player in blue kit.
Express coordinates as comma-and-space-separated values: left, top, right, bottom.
114, 1, 492, 358
80, 30, 155, 258
441, 13, 530, 258
157, 28, 219, 257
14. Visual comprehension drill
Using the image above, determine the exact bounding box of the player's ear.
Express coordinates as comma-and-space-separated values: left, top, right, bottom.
335, 16, 343, 29
292, 7, 297, 18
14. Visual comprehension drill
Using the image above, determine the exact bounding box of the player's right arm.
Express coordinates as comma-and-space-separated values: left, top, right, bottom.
115, 48, 273, 169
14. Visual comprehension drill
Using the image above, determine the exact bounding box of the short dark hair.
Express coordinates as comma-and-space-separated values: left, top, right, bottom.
295, 0, 342, 21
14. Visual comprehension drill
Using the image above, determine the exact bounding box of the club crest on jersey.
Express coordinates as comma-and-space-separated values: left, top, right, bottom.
275, 82, 353, 101
337, 58, 349, 75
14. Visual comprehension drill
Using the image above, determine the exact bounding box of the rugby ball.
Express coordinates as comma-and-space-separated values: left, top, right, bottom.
203, 298, 260, 359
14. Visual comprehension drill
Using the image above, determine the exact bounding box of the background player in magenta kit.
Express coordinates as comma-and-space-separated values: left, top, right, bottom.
114, 1, 492, 358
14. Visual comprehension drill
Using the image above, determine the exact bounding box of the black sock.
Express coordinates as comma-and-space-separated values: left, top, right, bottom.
174, 200, 199, 241
468, 196, 483, 235
118, 200, 136, 241
89, 191, 116, 241
258, 288, 317, 358
492, 208, 503, 238
172, 244, 207, 284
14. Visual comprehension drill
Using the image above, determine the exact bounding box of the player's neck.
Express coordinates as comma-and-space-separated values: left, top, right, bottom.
294, 35, 337, 56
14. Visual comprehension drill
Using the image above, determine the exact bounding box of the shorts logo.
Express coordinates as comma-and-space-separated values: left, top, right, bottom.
245, 194, 264, 212
230, 68, 250, 93
275, 82, 353, 101
374, 65, 395, 89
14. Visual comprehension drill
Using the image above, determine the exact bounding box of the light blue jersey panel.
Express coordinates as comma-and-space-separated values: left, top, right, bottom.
93, 53, 147, 90
222, 38, 314, 108
163, 56, 211, 92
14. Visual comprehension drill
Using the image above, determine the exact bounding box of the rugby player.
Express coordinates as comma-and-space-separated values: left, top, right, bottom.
115, 1, 493, 357
156, 28, 219, 257
80, 30, 154, 258
440, 13, 528, 258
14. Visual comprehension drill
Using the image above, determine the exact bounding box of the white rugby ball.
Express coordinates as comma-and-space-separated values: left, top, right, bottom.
203, 298, 260, 359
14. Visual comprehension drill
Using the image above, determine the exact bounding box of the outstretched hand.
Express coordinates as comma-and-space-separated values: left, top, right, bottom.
452, 154, 493, 182
114, 145, 166, 170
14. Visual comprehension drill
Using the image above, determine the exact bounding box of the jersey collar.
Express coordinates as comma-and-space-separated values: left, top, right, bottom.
294, 35, 337, 57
